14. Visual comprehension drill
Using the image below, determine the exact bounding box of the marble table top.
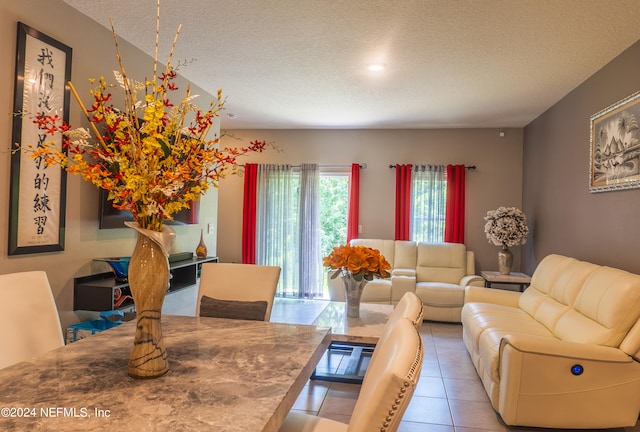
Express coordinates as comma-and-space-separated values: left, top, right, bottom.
0, 315, 331, 432
311, 302, 394, 344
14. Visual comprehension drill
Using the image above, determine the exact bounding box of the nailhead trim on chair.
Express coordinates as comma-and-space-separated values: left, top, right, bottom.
407, 336, 423, 380
378, 328, 424, 432
413, 302, 425, 326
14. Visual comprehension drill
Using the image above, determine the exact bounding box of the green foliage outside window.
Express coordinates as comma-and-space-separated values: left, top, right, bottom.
319, 175, 348, 296
319, 175, 348, 257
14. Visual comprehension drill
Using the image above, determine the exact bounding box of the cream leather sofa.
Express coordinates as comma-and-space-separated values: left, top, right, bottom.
328, 239, 483, 322
461, 254, 640, 429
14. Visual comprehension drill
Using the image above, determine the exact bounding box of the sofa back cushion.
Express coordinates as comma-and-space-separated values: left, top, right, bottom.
416, 243, 466, 284
520, 255, 597, 331
555, 266, 640, 347
394, 241, 417, 269
522, 254, 640, 350
351, 239, 396, 267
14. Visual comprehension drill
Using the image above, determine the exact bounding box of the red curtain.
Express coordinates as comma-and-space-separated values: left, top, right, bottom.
346, 163, 360, 243
394, 164, 412, 241
444, 164, 465, 244
241, 163, 258, 264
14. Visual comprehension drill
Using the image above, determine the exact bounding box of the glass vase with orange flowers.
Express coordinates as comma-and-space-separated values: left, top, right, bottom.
323, 244, 391, 317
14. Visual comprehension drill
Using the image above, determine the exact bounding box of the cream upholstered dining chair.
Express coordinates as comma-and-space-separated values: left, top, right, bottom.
368, 291, 423, 367
196, 263, 281, 321
280, 317, 423, 432
384, 291, 424, 330
0, 271, 65, 369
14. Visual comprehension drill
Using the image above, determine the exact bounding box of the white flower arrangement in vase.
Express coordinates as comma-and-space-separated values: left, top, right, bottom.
484, 206, 529, 274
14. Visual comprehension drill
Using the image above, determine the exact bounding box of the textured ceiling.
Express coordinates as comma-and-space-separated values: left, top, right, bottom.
61, 0, 640, 130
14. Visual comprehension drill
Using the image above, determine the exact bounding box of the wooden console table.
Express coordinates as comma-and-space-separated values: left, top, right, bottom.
480, 270, 532, 292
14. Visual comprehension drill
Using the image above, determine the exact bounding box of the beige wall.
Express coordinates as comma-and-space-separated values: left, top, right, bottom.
217, 128, 525, 272
523, 39, 640, 275
0, 0, 219, 328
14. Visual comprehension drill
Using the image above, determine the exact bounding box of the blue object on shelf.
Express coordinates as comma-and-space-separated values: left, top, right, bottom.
94, 257, 131, 282
66, 310, 125, 343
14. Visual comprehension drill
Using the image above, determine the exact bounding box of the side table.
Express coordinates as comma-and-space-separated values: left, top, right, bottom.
480, 270, 531, 292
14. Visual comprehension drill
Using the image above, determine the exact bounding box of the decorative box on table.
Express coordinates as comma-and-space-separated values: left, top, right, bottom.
66, 310, 125, 344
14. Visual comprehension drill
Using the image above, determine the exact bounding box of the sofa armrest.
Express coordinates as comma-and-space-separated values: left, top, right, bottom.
390, 274, 416, 304
461, 274, 484, 287
500, 333, 634, 363
498, 333, 640, 428
392, 268, 416, 277
464, 285, 521, 307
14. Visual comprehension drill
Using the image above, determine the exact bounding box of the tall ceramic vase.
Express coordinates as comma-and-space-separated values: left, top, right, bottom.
124, 221, 176, 379
341, 274, 367, 318
498, 244, 513, 275
195, 228, 208, 258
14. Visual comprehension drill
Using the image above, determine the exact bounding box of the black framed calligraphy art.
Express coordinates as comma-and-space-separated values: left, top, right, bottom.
9, 23, 72, 255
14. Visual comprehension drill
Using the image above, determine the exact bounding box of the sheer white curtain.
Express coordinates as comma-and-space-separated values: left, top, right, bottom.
410, 164, 446, 243
256, 164, 299, 296
298, 164, 322, 298
256, 164, 322, 298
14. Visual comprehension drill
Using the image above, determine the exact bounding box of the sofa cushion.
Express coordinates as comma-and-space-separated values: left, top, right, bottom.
462, 302, 555, 384
415, 283, 463, 307
462, 302, 553, 348
394, 241, 417, 269
555, 266, 640, 346
519, 255, 597, 330
416, 243, 466, 284
519, 255, 597, 331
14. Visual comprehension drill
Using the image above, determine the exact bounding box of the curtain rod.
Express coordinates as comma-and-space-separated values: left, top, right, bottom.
240, 163, 367, 169
388, 164, 476, 170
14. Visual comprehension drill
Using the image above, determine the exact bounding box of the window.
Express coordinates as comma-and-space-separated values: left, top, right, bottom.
319, 172, 349, 297
410, 165, 446, 243
254, 165, 350, 298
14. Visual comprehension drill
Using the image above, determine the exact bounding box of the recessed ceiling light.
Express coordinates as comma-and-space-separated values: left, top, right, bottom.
367, 63, 386, 71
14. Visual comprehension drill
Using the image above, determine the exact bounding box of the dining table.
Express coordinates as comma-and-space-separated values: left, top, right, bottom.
0, 315, 331, 432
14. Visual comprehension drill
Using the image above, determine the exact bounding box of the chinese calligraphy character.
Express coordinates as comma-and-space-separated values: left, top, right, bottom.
34, 172, 49, 190
37, 47, 54, 68
34, 216, 48, 235
33, 193, 52, 213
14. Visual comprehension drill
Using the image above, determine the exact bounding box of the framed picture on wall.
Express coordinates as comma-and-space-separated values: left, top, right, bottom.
589, 90, 640, 193
8, 22, 72, 255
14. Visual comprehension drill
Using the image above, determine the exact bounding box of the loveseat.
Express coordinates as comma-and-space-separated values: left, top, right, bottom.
328, 239, 483, 322
461, 254, 640, 428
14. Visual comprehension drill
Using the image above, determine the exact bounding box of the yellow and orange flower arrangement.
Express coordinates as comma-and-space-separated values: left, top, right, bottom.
23, 2, 269, 232
323, 244, 391, 282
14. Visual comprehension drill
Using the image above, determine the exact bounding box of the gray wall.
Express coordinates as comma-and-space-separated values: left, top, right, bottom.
523, 40, 640, 275
217, 128, 525, 273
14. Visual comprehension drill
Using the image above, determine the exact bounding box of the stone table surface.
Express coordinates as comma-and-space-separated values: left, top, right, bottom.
0, 315, 331, 432
311, 302, 394, 344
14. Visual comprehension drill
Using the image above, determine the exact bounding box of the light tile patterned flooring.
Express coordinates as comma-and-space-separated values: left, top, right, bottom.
272, 300, 640, 432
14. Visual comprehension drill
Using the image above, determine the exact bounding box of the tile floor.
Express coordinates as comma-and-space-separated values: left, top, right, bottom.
273, 302, 640, 432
